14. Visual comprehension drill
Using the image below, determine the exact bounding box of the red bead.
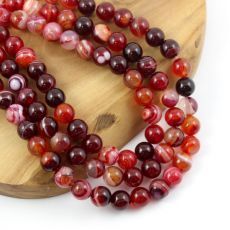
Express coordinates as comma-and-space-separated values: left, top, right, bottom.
58, 10, 76, 30
67, 119, 88, 141
181, 115, 200, 136
59, 0, 78, 10
114, 8, 133, 28
10, 10, 28, 30
0, 26, 9, 43
40, 116, 58, 138
135, 87, 153, 106
98, 146, 119, 166
17, 88, 37, 106
149, 72, 169, 91
28, 136, 47, 156
130, 187, 151, 208
54, 166, 74, 188
39, 3, 59, 22
108, 32, 127, 52
67, 146, 87, 165
155, 144, 174, 163
96, 2, 115, 21
91, 186, 111, 207
40, 152, 61, 172
141, 160, 161, 178
15, 47, 37, 67
83, 134, 102, 154
37, 73, 56, 93
117, 150, 137, 170
93, 46, 111, 66
181, 136, 200, 155
71, 179, 92, 200
164, 127, 184, 147
130, 17, 149, 37
0, 59, 19, 78
93, 24, 112, 43
161, 39, 180, 59
50, 132, 71, 153
76, 39, 94, 60
172, 58, 191, 78
111, 190, 130, 210
0, 47, 7, 63
145, 124, 164, 144
163, 166, 183, 187
137, 56, 157, 78
165, 107, 185, 127
141, 105, 162, 124
5, 0, 24, 11
28, 102, 47, 122
5, 36, 24, 56
149, 179, 169, 200
146, 27, 165, 47
0, 8, 11, 27
123, 167, 143, 187
109, 55, 128, 75
123, 69, 143, 89
54, 103, 75, 124
86, 159, 105, 178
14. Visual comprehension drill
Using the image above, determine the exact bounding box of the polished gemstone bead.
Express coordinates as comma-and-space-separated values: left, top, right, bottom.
60, 0, 78, 10
109, 55, 128, 75
0, 26, 9, 43
5, 36, 24, 56
0, 90, 15, 109
163, 166, 183, 186
28, 136, 47, 156
27, 15, 47, 34
123, 42, 142, 63
27, 61, 47, 80
135, 87, 153, 106
40, 151, 61, 172
43, 22, 63, 41
108, 32, 127, 52
141, 105, 162, 124
103, 166, 123, 187
176, 77, 195, 96
155, 143, 174, 164
181, 115, 200, 136
145, 124, 164, 144
50, 132, 71, 153
161, 89, 179, 108
93, 24, 112, 43
98, 146, 119, 165
149, 179, 169, 200
114, 8, 133, 28
40, 116, 58, 138
165, 107, 185, 127
71, 179, 92, 200
6, 104, 25, 125
28, 102, 47, 122
149, 72, 169, 91
54, 103, 75, 124
78, 0, 95, 16
45, 88, 65, 108
23, 0, 41, 15
135, 142, 154, 161
67, 146, 87, 165
173, 152, 192, 172
76, 39, 94, 60
141, 159, 161, 178
172, 58, 191, 78
181, 136, 200, 155
54, 166, 74, 188
130, 187, 150, 208
96, 2, 115, 21
39, 3, 59, 22
176, 97, 198, 116
67, 119, 88, 141
37, 73, 56, 93
0, 8, 11, 27
160, 39, 180, 59
93, 46, 111, 66
117, 150, 137, 170
57, 10, 76, 30
83, 134, 102, 154
8, 74, 27, 92
86, 159, 105, 178
123, 167, 143, 187
15, 47, 37, 67
130, 17, 149, 37
0, 60, 19, 78
74, 16, 94, 36
60, 30, 79, 51
111, 190, 130, 210
146, 27, 165, 47
17, 120, 38, 140
123, 69, 143, 89
17, 88, 37, 106
5, 0, 24, 11
137, 56, 157, 78
10, 10, 28, 30
91, 186, 111, 207
164, 127, 184, 147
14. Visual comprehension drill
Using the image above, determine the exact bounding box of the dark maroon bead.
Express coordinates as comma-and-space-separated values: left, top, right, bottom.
146, 28, 165, 47
67, 146, 87, 165
124, 168, 143, 187
41, 152, 61, 172
160, 39, 180, 59
109, 55, 128, 75
149, 179, 169, 200
111, 190, 130, 210
17, 120, 38, 140
40, 116, 58, 138
74, 16, 94, 36
141, 160, 161, 178
37, 73, 56, 93
123, 42, 143, 63
67, 119, 88, 141
91, 186, 111, 207
0, 26, 9, 43
137, 56, 157, 78
28, 102, 47, 122
27, 62, 47, 80
114, 8, 133, 28
83, 134, 102, 154
176, 77, 195, 96
17, 88, 37, 107
135, 142, 154, 161
0, 90, 15, 109
4, 36, 24, 56
96, 2, 115, 21
0, 79, 3, 90
149, 72, 169, 91
78, 0, 96, 16
0, 59, 19, 78
45, 88, 65, 108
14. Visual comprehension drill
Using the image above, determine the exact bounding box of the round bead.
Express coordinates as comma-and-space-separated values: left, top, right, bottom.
165, 107, 185, 127
39, 3, 59, 22
43, 22, 63, 41
28, 102, 47, 122
123, 69, 143, 89
86, 159, 105, 178
135, 87, 153, 106
54, 166, 74, 188
93, 46, 111, 66
109, 55, 128, 75
37, 73, 56, 93
149, 72, 169, 91
78, 0, 95, 16
181, 115, 200, 136
59, 0, 78, 10
74, 16, 94, 36
67, 146, 87, 165
98, 146, 119, 166
15, 47, 36, 67
123, 168, 143, 187
160, 39, 180, 59
181, 136, 200, 155
60, 30, 79, 51
155, 144, 174, 164
114, 8, 133, 28
96, 2, 115, 21
54, 103, 75, 124
40, 151, 61, 172
91, 186, 111, 207
27, 15, 47, 34
83, 134, 102, 154
23, 0, 41, 15
137, 56, 157, 78
117, 150, 137, 170
39, 116, 58, 138
0, 8, 11, 27
45, 88, 65, 108
10, 10, 28, 30
176, 77, 195, 96
57, 10, 76, 30
17, 120, 38, 140
173, 152, 192, 172
76, 39, 94, 60
130, 187, 151, 208
27, 61, 47, 80
172, 58, 191, 77
163, 166, 183, 186
111, 190, 130, 210
50, 132, 71, 153
67, 119, 88, 141
145, 124, 164, 144
146, 28, 165, 47
71, 179, 92, 200
135, 142, 154, 161
17, 88, 37, 106
0, 26, 9, 43
176, 97, 198, 116
28, 136, 47, 156
161, 89, 179, 108
8, 74, 27, 92
164, 127, 184, 147
103, 166, 123, 187
130, 17, 149, 37
0, 90, 15, 109
6, 104, 25, 125
108, 32, 127, 52
141, 105, 162, 124
93, 24, 112, 43
123, 42, 143, 63
5, 0, 24, 11
5, 36, 24, 57
149, 179, 169, 200
141, 160, 161, 178
1, 60, 19, 78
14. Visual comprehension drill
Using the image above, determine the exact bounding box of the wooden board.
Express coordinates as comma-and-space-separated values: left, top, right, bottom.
0, 0, 206, 198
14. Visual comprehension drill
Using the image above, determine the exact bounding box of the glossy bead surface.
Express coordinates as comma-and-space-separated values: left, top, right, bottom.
146, 28, 165, 47
10, 10, 28, 30
93, 24, 112, 43
54, 103, 75, 124
173, 152, 192, 172
54, 166, 74, 188
114, 8, 133, 28
15, 47, 37, 67
91, 186, 111, 207
27, 61, 47, 80
141, 159, 161, 178
0, 90, 15, 109
123, 69, 143, 89
8, 74, 27, 92
86, 159, 105, 178
40, 151, 61, 172
27, 15, 47, 34
5, 0, 24, 11
135, 142, 154, 161
141, 105, 162, 124
71, 180, 92, 200
60, 0, 78, 10
123, 168, 143, 187
0, 26, 9, 43
164, 127, 184, 147
108, 32, 127, 52
57, 10, 76, 30
109, 55, 128, 75
103, 166, 123, 187
6, 104, 25, 125
176, 77, 195, 96
68, 146, 87, 165
17, 88, 37, 106
93, 46, 111, 66
78, 0, 95, 16
76, 39, 94, 60
67, 119, 88, 141
74, 16, 94, 36
172, 58, 191, 77
40, 116, 58, 138
161, 39, 180, 59
23, 0, 41, 15
28, 136, 47, 156
123, 42, 142, 63
39, 3, 59, 22
37, 73, 56, 93
43, 22, 63, 41
130, 17, 149, 37
181, 115, 200, 136
0, 60, 19, 78
96, 2, 115, 21
111, 190, 130, 210
137, 56, 157, 78
17, 120, 38, 140
155, 144, 174, 164
83, 134, 102, 154
135, 87, 153, 106
45, 88, 65, 108
5, 36, 24, 56
176, 97, 198, 116
149, 72, 169, 91
117, 150, 137, 170
130, 187, 150, 208
60, 30, 79, 50
165, 107, 185, 127
0, 8, 11, 27
149, 179, 169, 200
181, 136, 200, 155
50, 132, 71, 153
145, 124, 164, 144
98, 146, 119, 165
28, 102, 47, 122
163, 166, 183, 186
161, 89, 179, 108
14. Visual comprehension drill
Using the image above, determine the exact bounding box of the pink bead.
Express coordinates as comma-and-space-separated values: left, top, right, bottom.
0, 7, 11, 27
161, 89, 179, 108
176, 97, 198, 115
54, 166, 74, 188
71, 179, 92, 200
43, 22, 63, 41
10, 10, 28, 30
163, 166, 183, 187
50, 132, 71, 153
117, 150, 137, 170
141, 105, 162, 124
98, 146, 119, 165
93, 46, 111, 66
93, 24, 112, 43
60, 30, 79, 50
130, 17, 149, 37
15, 47, 37, 67
6, 104, 25, 125
23, 0, 42, 15
27, 15, 47, 34
8, 74, 27, 92
76, 39, 94, 60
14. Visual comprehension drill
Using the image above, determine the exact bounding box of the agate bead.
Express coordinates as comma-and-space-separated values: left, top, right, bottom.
98, 146, 119, 165
173, 152, 192, 172
114, 8, 133, 28
145, 124, 164, 144
5, 36, 24, 56
39, 3, 59, 22
50, 132, 71, 153
67, 119, 88, 141
78, 0, 96, 16
59, 0, 78, 10
37, 73, 56, 93
176, 97, 198, 116
96, 2, 115, 21
164, 127, 184, 147
135, 142, 154, 161
40, 151, 61, 172
68, 146, 87, 165
149, 72, 169, 91
154, 143, 174, 164
83, 134, 102, 154
181, 136, 200, 155
28, 102, 47, 122
93, 46, 111, 66
6, 104, 25, 125
123, 42, 143, 63
141, 160, 161, 178
91, 186, 111, 207
0, 90, 15, 109
0, 60, 19, 78
27, 61, 47, 80
123, 168, 143, 187
176, 77, 195, 96
86, 159, 105, 178
135, 87, 153, 106
76, 39, 94, 60
149, 179, 169, 200
111, 190, 130, 210
161, 89, 179, 108
160, 39, 180, 59
8, 74, 27, 92
123, 69, 143, 89
45, 88, 65, 108
109, 55, 128, 75
54, 166, 74, 188
172, 58, 191, 77
40, 116, 58, 138
10, 10, 28, 30
17, 88, 37, 106
0, 26, 9, 43
0, 8, 11, 27
28, 136, 47, 156
23, 0, 41, 15
5, 0, 25, 12
43, 22, 63, 41
57, 10, 76, 30
17, 120, 38, 139
0, 47, 7, 64
163, 166, 183, 186
165, 107, 185, 127
71, 179, 92, 200
130, 17, 149, 37
108, 32, 127, 52
181, 115, 200, 136
54, 103, 75, 124
137, 56, 157, 78
141, 105, 162, 124
130, 187, 151, 208
27, 15, 47, 34
146, 28, 165, 47
15, 47, 37, 67
117, 150, 137, 170
103, 166, 123, 187
60, 31, 79, 50
93, 24, 112, 43
74, 16, 94, 36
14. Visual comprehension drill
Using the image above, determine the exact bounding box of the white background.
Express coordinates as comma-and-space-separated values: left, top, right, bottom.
1, 1, 230, 229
